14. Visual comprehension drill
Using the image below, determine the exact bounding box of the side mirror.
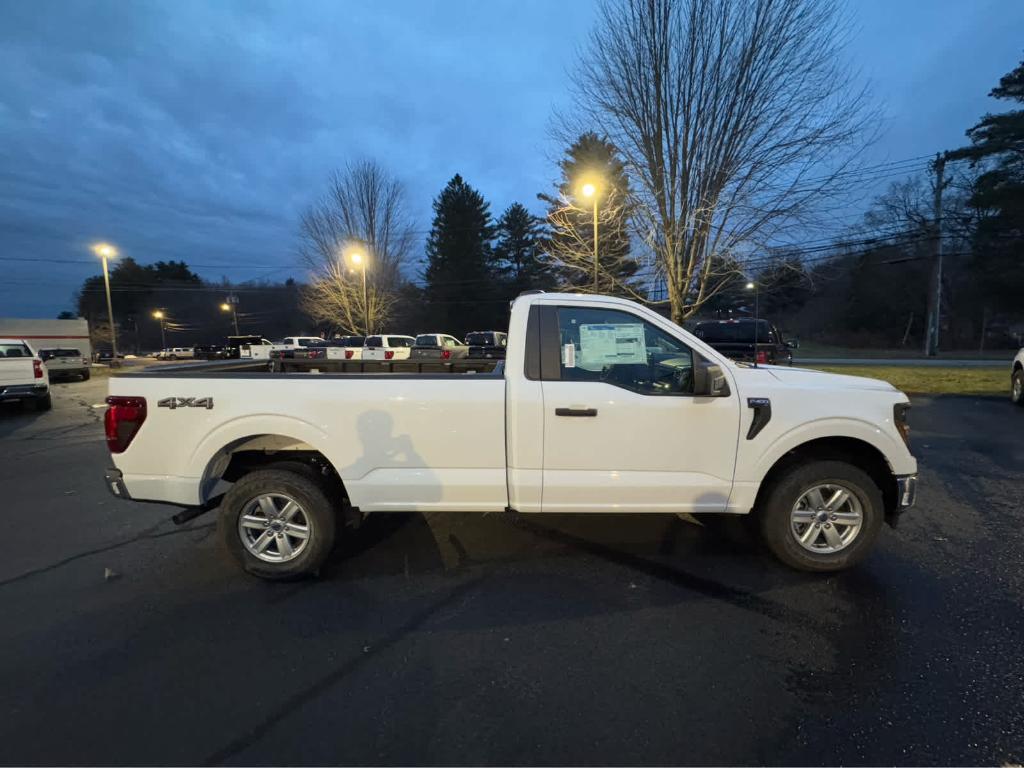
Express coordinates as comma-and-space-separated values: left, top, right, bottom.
693, 356, 731, 397
785, 338, 800, 350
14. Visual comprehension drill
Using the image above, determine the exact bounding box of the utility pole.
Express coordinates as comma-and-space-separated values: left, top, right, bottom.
924, 153, 946, 356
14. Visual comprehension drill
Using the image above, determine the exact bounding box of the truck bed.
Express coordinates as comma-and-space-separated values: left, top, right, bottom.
122, 357, 503, 377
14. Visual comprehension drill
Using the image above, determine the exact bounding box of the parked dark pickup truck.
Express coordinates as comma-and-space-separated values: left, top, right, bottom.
692, 319, 796, 365
466, 331, 508, 359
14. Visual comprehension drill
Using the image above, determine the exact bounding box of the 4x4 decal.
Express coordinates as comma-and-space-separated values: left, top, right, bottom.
157, 397, 213, 410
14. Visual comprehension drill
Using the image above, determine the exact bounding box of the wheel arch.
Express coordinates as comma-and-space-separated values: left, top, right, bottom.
752, 435, 900, 526
197, 432, 348, 507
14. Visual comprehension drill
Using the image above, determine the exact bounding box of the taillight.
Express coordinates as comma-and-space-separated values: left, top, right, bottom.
33, 359, 43, 379
756, 350, 768, 364
345, 350, 354, 359
384, 350, 395, 360
105, 396, 147, 454
441, 349, 451, 360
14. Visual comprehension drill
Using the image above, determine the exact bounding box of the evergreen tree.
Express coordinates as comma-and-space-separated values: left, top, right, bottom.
494, 202, 552, 297
423, 174, 502, 334
538, 132, 641, 297
949, 58, 1024, 316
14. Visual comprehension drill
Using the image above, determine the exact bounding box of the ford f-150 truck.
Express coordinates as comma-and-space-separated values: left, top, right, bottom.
103, 293, 917, 579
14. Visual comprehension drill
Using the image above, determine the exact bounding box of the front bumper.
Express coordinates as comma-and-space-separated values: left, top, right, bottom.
104, 468, 131, 500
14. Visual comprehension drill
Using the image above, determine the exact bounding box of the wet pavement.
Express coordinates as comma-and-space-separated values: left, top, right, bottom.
0, 380, 1022, 765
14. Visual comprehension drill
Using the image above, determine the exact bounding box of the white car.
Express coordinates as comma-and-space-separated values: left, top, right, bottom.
158, 347, 195, 360
1012, 348, 1024, 406
0, 338, 50, 411
361, 334, 415, 361
103, 292, 917, 580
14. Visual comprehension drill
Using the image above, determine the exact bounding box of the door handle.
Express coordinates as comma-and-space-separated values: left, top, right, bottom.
555, 407, 598, 417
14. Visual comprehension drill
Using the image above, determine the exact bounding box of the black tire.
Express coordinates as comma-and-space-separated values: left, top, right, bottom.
759, 460, 883, 572
81, 369, 90, 381
218, 468, 337, 580
32, 393, 52, 412
1012, 368, 1024, 406
168, 355, 177, 360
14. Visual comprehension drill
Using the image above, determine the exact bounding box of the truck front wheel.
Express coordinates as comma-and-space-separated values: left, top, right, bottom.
218, 468, 337, 580
759, 460, 883, 572
1012, 368, 1023, 405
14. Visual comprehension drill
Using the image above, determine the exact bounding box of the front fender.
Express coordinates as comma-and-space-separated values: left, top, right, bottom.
744, 416, 916, 483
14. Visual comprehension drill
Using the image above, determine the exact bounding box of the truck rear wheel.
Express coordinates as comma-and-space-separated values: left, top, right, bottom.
218, 468, 337, 580
759, 460, 883, 572
1012, 369, 1023, 405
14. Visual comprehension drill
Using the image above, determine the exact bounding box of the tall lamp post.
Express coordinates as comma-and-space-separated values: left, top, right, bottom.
152, 310, 167, 349
349, 250, 369, 335
746, 280, 760, 368
580, 182, 599, 293
92, 243, 119, 362
221, 297, 239, 335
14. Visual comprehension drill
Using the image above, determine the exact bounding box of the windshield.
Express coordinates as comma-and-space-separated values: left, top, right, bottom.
694, 321, 773, 343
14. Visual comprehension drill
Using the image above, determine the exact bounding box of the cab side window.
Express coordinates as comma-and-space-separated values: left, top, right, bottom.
555, 307, 694, 395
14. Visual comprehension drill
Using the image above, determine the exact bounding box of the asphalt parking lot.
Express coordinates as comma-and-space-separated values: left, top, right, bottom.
1, 376, 1022, 766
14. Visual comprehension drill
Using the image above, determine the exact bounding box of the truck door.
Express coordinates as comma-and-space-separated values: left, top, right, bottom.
538, 302, 740, 513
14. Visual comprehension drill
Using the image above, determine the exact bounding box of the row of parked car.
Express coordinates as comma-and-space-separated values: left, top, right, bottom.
272, 331, 511, 362
165, 331, 512, 363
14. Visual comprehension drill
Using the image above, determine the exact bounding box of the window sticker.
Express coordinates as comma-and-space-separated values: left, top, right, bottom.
563, 342, 576, 368
578, 323, 646, 367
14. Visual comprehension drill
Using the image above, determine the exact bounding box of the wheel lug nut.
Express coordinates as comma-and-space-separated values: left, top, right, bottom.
830, 515, 836, 521
824, 523, 831, 529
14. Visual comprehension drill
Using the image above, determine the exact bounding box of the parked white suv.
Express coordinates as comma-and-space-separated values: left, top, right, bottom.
361, 334, 415, 361
158, 347, 195, 360
1012, 348, 1024, 405
0, 339, 51, 411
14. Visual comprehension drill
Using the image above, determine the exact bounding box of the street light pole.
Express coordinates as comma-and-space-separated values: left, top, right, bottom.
153, 310, 166, 349
221, 298, 239, 335
93, 243, 119, 361
349, 251, 369, 335
581, 182, 599, 293
746, 280, 759, 368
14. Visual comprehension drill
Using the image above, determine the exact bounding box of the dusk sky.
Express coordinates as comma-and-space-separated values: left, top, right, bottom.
1, 0, 1021, 317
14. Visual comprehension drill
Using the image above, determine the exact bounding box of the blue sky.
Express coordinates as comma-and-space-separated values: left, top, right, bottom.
1, 0, 1021, 317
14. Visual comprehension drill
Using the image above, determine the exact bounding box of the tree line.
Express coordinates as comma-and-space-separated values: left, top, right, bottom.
72, 0, 1022, 352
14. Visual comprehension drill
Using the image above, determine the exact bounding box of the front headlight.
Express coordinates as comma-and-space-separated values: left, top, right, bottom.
893, 402, 911, 449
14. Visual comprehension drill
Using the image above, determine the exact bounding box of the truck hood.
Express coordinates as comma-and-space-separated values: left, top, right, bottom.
754, 365, 899, 393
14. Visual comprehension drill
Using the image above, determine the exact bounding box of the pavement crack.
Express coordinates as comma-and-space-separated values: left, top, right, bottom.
201, 575, 486, 766
0, 522, 216, 588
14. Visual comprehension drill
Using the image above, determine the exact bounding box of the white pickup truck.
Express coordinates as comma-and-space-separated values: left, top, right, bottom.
1, 338, 51, 410
103, 293, 917, 579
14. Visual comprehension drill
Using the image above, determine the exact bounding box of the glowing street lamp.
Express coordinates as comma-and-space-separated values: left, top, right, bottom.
152, 309, 167, 349
580, 181, 600, 292
348, 250, 369, 335
91, 242, 119, 362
